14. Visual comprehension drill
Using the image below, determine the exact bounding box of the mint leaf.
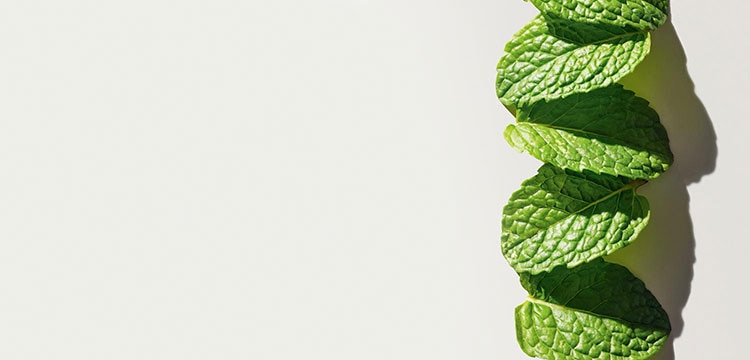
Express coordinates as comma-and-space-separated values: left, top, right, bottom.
542, 13, 634, 44
496, 15, 650, 106
504, 84, 673, 180
501, 164, 649, 274
516, 259, 670, 360
493, 1, 675, 356
530, 0, 669, 32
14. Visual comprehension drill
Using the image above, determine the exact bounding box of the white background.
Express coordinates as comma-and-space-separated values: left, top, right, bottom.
0, 1, 746, 359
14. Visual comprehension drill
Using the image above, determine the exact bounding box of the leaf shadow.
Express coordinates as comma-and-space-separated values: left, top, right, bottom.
606, 20, 716, 360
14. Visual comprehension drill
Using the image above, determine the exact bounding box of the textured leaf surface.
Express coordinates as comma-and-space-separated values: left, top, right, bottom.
496, 15, 650, 106
515, 259, 670, 359
530, 0, 669, 32
501, 164, 649, 274
541, 13, 642, 45
504, 84, 673, 180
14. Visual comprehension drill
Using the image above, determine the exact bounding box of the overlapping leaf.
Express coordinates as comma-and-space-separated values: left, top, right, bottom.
496, 15, 650, 106
530, 0, 669, 32
504, 84, 673, 180
501, 164, 649, 274
495, 1, 674, 358
515, 259, 671, 359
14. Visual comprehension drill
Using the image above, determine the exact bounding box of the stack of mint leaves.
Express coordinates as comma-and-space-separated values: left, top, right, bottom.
496, 1, 673, 359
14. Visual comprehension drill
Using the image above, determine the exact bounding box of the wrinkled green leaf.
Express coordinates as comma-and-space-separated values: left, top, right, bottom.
541, 12, 636, 44
516, 259, 670, 360
504, 84, 673, 180
496, 15, 650, 106
530, 0, 669, 33
501, 164, 649, 274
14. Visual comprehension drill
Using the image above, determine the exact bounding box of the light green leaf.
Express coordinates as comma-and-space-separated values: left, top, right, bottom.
504, 84, 673, 180
496, 15, 650, 106
516, 259, 670, 360
541, 13, 636, 44
501, 164, 649, 274
530, 0, 669, 32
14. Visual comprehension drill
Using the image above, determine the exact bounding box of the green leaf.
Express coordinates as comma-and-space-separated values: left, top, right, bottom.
530, 0, 669, 32
541, 13, 636, 44
516, 259, 670, 360
501, 164, 649, 274
496, 15, 650, 106
504, 84, 673, 180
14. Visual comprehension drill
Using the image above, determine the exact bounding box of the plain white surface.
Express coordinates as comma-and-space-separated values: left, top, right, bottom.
0, 1, 746, 359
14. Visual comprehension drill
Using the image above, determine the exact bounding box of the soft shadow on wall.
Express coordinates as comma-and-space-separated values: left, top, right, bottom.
607, 20, 717, 360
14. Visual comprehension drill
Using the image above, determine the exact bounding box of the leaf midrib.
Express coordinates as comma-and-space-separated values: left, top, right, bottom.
558, 28, 649, 47
500, 19, 648, 103
525, 296, 669, 331
517, 122, 651, 151
505, 178, 645, 250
